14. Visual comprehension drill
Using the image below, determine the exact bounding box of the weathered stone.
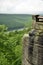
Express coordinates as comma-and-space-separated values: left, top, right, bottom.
22, 33, 34, 65
33, 34, 43, 65
22, 34, 30, 65
22, 15, 43, 65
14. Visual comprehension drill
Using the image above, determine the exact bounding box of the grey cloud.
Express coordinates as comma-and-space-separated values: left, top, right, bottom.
0, 0, 43, 14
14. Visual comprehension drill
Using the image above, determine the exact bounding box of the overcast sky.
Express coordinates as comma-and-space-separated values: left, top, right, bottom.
0, 0, 43, 14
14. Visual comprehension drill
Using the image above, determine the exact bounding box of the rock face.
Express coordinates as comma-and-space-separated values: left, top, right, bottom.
22, 32, 43, 65
22, 34, 30, 65
22, 15, 43, 65
33, 33, 43, 65
22, 33, 35, 65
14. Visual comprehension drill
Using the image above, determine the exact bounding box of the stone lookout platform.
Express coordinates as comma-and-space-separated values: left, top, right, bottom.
22, 15, 43, 65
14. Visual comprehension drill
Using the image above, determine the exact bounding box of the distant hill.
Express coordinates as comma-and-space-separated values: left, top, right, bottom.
0, 14, 32, 30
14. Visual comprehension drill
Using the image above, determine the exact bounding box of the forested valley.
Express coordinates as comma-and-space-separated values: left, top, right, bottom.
0, 14, 32, 65
0, 25, 31, 65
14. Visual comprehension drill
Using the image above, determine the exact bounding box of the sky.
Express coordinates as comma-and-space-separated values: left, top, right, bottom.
0, 0, 43, 14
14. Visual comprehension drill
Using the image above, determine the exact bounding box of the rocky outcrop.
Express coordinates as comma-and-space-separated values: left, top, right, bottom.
22, 34, 34, 65
22, 33, 43, 65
